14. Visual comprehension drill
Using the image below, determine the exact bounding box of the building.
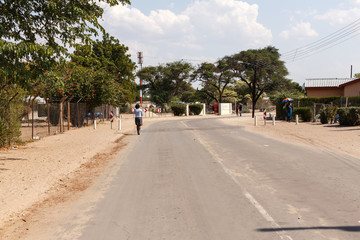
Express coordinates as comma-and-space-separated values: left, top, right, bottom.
304, 78, 360, 97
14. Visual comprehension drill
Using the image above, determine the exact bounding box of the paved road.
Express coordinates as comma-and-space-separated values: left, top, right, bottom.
51, 117, 360, 240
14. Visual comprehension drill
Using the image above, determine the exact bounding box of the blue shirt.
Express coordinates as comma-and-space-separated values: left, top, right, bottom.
134, 108, 143, 118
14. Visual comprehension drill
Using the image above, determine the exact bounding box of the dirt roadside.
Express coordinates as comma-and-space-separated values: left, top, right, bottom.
0, 113, 359, 239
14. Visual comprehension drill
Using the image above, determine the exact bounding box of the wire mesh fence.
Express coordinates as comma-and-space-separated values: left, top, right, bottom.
20, 101, 118, 141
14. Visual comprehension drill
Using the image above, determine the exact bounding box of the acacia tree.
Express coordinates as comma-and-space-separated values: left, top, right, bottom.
192, 59, 235, 103
137, 61, 194, 105
226, 46, 289, 117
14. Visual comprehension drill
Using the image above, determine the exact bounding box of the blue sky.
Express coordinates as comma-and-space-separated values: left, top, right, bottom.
100, 0, 360, 85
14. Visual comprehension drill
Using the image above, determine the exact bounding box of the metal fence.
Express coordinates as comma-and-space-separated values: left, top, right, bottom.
20, 101, 117, 141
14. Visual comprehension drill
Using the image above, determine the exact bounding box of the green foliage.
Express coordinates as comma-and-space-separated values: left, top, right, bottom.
138, 61, 194, 105
189, 104, 204, 115
225, 46, 290, 117
319, 110, 328, 124
293, 107, 313, 122
71, 34, 137, 105
338, 107, 360, 126
0, 88, 24, 148
171, 104, 187, 116
0, 116, 10, 147
192, 59, 235, 103
319, 106, 338, 124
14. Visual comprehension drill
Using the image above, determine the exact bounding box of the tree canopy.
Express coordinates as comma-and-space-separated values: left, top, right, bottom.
137, 61, 194, 105
0, 0, 131, 91
191, 59, 235, 103
226, 46, 290, 117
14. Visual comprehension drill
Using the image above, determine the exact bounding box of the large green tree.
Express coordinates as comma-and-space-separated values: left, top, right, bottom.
0, 0, 131, 86
192, 59, 235, 103
71, 34, 137, 105
0, 0, 130, 145
226, 46, 289, 117
137, 61, 194, 105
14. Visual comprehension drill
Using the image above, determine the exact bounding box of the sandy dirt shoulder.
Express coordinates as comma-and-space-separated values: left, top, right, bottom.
221, 113, 360, 159
0, 113, 359, 239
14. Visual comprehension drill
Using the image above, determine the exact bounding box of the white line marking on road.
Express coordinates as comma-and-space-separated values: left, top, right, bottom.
182, 121, 294, 240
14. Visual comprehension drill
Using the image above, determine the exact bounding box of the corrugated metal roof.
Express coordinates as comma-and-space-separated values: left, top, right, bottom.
304, 78, 355, 88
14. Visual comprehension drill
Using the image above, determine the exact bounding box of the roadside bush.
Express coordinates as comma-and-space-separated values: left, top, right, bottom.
320, 106, 338, 124
0, 116, 10, 147
189, 104, 203, 115
338, 107, 360, 126
319, 109, 328, 124
293, 107, 313, 122
171, 104, 186, 116
0, 99, 23, 148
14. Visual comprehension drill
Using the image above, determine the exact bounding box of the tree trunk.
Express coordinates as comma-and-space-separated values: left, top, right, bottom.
59, 96, 67, 133
252, 68, 257, 118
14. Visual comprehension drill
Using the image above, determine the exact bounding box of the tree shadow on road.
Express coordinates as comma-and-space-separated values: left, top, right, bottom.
0, 157, 27, 161
257, 226, 360, 232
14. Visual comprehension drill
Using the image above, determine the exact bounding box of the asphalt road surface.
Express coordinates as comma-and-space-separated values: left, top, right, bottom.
46, 117, 360, 240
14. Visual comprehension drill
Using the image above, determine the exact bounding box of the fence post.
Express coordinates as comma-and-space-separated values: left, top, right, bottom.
296, 114, 299, 125
313, 103, 316, 122
32, 98, 35, 139
272, 115, 276, 126
94, 120, 97, 129
47, 101, 50, 135
67, 101, 71, 131
118, 119, 122, 130
254, 116, 258, 126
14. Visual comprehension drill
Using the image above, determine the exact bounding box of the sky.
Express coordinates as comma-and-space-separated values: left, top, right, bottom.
99, 0, 360, 85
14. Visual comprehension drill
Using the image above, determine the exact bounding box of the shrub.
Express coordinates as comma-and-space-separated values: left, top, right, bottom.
171, 104, 186, 116
319, 109, 328, 124
0, 116, 10, 147
0, 99, 23, 148
320, 106, 338, 124
338, 107, 360, 126
189, 104, 203, 115
293, 107, 313, 122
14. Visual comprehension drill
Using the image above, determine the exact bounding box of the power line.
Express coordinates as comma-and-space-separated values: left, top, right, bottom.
281, 17, 360, 62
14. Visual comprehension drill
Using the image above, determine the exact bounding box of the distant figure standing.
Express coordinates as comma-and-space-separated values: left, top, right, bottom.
236, 106, 239, 116
239, 103, 243, 116
134, 104, 143, 135
286, 102, 293, 122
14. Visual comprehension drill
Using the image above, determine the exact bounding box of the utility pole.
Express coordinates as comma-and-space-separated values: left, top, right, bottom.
137, 52, 143, 106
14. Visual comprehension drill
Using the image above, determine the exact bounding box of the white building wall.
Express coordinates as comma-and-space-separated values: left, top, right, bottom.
219, 103, 232, 115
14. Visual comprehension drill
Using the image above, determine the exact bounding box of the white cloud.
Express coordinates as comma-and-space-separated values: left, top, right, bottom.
280, 22, 318, 40
315, 8, 360, 25
101, 0, 272, 64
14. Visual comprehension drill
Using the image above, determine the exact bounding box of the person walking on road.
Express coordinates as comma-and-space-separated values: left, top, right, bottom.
134, 104, 143, 135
